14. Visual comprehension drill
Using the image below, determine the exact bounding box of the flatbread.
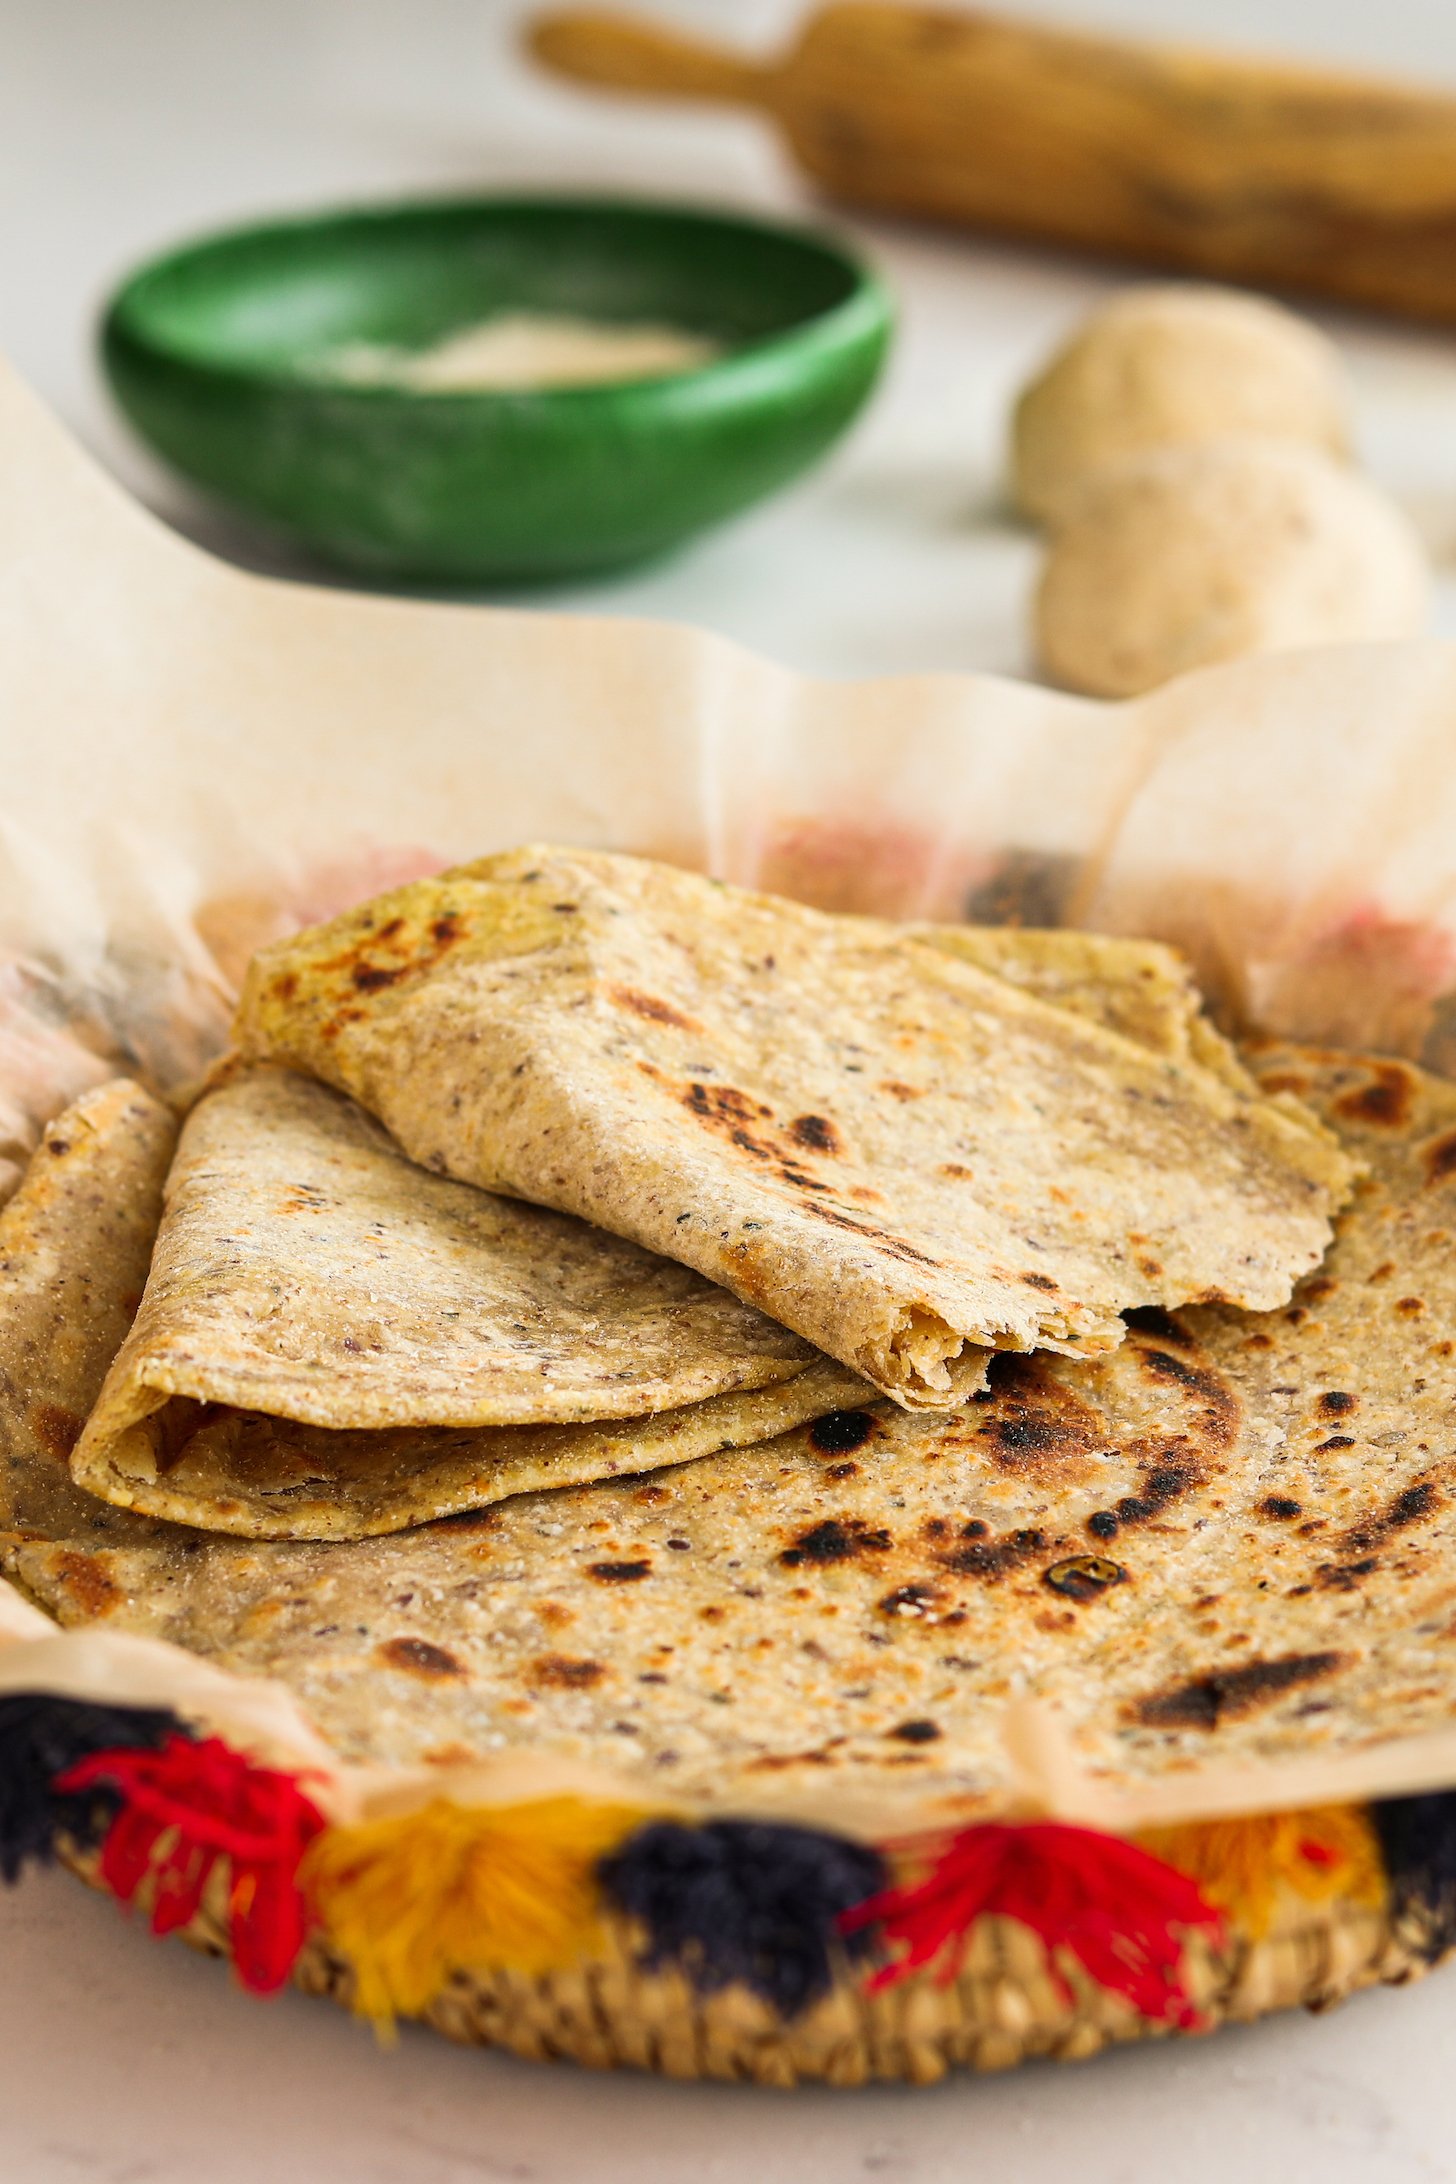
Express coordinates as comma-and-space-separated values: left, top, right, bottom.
0, 1078, 177, 1514
914, 925, 1258, 1095
918, 926, 1347, 1153
68, 1067, 864, 1540
1059, 1043, 1456, 1800
5, 1046, 1450, 1846
233, 848, 1352, 1409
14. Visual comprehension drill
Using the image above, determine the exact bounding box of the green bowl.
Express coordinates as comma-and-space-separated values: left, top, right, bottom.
100, 195, 893, 583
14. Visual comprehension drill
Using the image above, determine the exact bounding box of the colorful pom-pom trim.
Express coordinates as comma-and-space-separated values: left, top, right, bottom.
1371, 1791, 1456, 1959
3, 1687, 1454, 2031
599, 1818, 888, 2020
839, 1821, 1223, 2027
60, 1731, 326, 1993
302, 1795, 652, 2027
1141, 1805, 1387, 1940
0, 1693, 183, 1883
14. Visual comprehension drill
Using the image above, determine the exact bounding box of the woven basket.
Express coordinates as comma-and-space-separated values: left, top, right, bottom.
142, 1875, 1436, 2085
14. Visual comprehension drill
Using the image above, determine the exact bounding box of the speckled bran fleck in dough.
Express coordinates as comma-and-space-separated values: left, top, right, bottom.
5, 1046, 1456, 1854
233, 848, 1353, 1410
67, 1066, 863, 1540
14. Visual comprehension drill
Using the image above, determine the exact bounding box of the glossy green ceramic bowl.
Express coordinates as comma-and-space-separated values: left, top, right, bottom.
101, 195, 893, 583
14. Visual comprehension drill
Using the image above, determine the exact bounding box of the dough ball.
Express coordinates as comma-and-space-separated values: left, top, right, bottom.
1034, 437, 1430, 700
1012, 286, 1352, 523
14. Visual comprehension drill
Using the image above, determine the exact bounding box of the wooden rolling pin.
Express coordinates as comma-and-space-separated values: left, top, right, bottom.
529, 4, 1456, 325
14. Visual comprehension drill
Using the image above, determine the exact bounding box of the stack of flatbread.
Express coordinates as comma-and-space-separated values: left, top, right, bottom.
14, 847, 1456, 2070
11, 836, 1432, 1805
14, 847, 1456, 1860
61, 847, 1351, 1544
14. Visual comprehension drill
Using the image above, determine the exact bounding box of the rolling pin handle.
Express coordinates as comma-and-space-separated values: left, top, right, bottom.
527, 11, 769, 106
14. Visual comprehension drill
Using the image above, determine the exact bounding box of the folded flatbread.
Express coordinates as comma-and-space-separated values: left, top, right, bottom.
4, 1047, 1455, 1843
67, 932, 1234, 1542
234, 848, 1354, 1410
67, 1066, 864, 1539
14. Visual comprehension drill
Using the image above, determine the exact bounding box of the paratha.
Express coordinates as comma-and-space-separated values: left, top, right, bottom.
6, 1047, 1454, 1848
233, 848, 1353, 1410
67, 1066, 863, 1540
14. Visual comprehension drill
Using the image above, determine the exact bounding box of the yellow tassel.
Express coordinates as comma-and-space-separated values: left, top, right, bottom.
300, 1795, 651, 2027
1140, 1804, 1387, 1939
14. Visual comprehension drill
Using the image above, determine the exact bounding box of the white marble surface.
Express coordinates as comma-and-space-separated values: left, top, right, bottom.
6, 2, 1456, 2176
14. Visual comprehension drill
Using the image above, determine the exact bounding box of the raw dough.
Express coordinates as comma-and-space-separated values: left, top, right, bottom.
1012, 286, 1351, 523
1034, 437, 1430, 699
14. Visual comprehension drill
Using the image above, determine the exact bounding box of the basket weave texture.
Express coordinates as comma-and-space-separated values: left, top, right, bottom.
286, 1902, 1434, 2085
68, 1843, 1442, 2083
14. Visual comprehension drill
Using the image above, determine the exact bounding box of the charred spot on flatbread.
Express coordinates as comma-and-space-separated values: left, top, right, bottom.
971, 1356, 1104, 1481
48, 1547, 122, 1619
1424, 1129, 1456, 1186
1131, 1651, 1346, 1730
936, 1524, 1048, 1581
1343, 1481, 1441, 1555
807, 1411, 879, 1456
888, 1718, 941, 1743
29, 1402, 85, 1463
780, 1518, 893, 1568
1334, 1062, 1417, 1130
1043, 1555, 1126, 1602
788, 1115, 842, 1155
609, 986, 700, 1032
529, 1654, 608, 1691
377, 1636, 466, 1680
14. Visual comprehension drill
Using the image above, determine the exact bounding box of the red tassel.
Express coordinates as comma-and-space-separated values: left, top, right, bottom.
840, 1822, 1223, 2026
58, 1734, 326, 1993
